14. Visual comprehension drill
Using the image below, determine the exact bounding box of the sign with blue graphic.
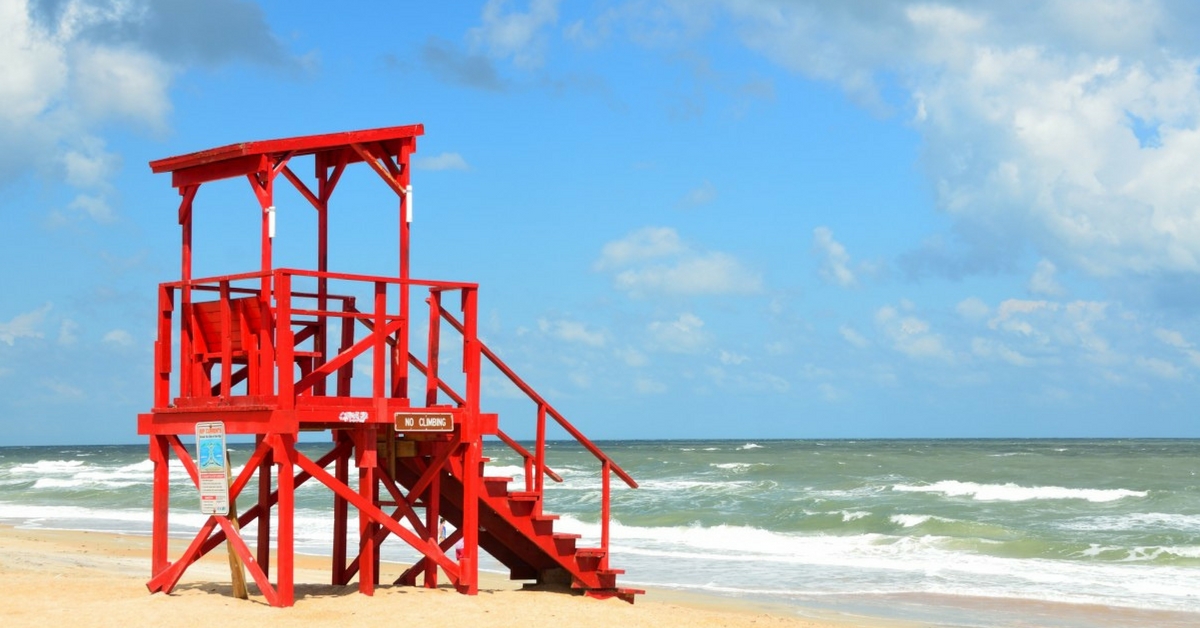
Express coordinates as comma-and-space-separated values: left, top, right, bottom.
195, 422, 229, 515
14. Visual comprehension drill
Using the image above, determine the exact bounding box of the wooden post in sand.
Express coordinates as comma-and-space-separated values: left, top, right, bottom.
225, 453, 248, 599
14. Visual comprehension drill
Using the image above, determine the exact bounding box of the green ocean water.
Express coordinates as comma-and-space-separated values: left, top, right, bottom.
2, 439, 1198, 626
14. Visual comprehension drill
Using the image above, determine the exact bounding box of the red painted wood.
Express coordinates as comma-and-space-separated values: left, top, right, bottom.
139, 125, 638, 608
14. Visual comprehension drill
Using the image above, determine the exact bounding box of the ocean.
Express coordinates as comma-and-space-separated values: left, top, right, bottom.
1, 439, 1198, 626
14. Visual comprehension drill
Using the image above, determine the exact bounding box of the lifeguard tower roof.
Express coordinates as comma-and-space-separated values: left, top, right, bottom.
150, 124, 424, 188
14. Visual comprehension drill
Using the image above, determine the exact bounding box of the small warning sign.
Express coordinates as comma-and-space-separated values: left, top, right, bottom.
195, 421, 229, 515
394, 411, 455, 432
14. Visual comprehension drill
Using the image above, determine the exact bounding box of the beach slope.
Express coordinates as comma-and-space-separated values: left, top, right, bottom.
0, 527, 893, 628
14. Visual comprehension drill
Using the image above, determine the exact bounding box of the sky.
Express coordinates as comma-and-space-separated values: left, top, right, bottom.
4, 0, 1200, 445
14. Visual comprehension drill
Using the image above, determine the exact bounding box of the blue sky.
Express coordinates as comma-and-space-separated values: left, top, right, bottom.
4, 1, 1200, 445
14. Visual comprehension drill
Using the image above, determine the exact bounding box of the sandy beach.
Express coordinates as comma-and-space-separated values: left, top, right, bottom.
0, 526, 909, 628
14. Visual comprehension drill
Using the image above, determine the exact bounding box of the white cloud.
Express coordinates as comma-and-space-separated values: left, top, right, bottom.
1028, 259, 1064, 297
1137, 356, 1183, 380
956, 297, 991, 320
468, 0, 559, 69
0, 304, 51, 345
537, 318, 606, 347
71, 43, 172, 131
42, 379, 84, 399
647, 312, 709, 353
971, 337, 1033, 367
0, 0, 292, 215
614, 252, 762, 296
690, 2, 1200, 279
634, 376, 667, 394
614, 346, 648, 367
818, 382, 842, 402
598, 226, 762, 296
595, 226, 684, 270
678, 180, 717, 208
718, 349, 748, 365
875, 304, 953, 361
58, 319, 79, 346
838, 325, 870, 348
1154, 328, 1190, 349
103, 329, 133, 347
812, 227, 856, 287
414, 152, 470, 171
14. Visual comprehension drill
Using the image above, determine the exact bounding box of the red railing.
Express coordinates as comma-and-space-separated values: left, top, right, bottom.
435, 305, 638, 567
153, 267, 636, 564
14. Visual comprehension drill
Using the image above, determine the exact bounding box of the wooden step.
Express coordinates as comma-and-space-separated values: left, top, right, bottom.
551, 532, 580, 554
574, 547, 606, 559
482, 476, 513, 497
531, 512, 559, 535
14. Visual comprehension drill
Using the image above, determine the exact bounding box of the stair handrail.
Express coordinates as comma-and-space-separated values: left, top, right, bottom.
436, 305, 638, 490
347, 302, 567, 487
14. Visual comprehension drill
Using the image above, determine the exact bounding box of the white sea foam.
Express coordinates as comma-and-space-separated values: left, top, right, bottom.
738, 443, 763, 450
890, 514, 932, 527
552, 516, 1200, 612
481, 464, 526, 478
840, 510, 871, 521
10, 460, 86, 474
710, 462, 770, 471
892, 480, 1147, 503
1057, 512, 1200, 533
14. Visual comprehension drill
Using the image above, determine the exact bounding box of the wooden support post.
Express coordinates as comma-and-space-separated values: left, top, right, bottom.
256, 434, 272, 577
332, 432, 349, 585
275, 434, 296, 606
150, 435, 170, 576
459, 437, 479, 595
358, 427, 378, 595
225, 452, 248, 600
423, 442, 441, 589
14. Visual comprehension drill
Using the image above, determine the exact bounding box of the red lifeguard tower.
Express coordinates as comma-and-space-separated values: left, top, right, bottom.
137, 125, 640, 606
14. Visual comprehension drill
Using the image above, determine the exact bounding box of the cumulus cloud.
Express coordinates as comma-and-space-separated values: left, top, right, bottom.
678, 180, 717, 208
1, 0, 295, 220
647, 312, 709, 353
614, 346, 648, 367
980, 298, 1118, 365
103, 329, 133, 346
0, 303, 51, 345
812, 226, 857, 287
596, 226, 762, 296
595, 226, 685, 270
468, 0, 560, 69
538, 317, 606, 347
1028, 259, 1065, 297
971, 337, 1033, 367
414, 152, 471, 171
631, 2, 1200, 281
718, 349, 748, 365
875, 303, 953, 361
634, 376, 667, 394
956, 297, 991, 320
838, 324, 870, 348
58, 319, 79, 346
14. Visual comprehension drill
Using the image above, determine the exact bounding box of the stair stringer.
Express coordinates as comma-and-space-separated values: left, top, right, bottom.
392, 455, 641, 602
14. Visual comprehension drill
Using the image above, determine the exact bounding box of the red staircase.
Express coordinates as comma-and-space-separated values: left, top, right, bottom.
391, 453, 640, 602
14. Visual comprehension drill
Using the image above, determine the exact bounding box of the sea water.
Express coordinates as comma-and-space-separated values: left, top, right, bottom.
2, 439, 1198, 626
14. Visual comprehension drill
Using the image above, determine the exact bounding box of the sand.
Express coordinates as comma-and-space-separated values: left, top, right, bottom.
0, 526, 910, 628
